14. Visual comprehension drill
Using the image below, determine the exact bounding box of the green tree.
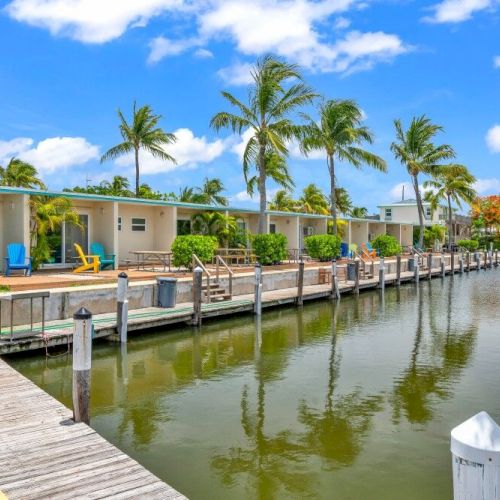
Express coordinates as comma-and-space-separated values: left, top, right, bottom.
211, 55, 316, 233
423, 165, 476, 246
268, 189, 297, 212
298, 184, 329, 215
101, 102, 176, 197
301, 99, 386, 234
350, 206, 368, 218
0, 157, 46, 189
391, 115, 456, 248
194, 177, 228, 206
191, 211, 239, 247
334, 187, 353, 216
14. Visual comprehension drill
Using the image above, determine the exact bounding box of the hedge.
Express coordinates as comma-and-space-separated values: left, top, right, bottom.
457, 239, 479, 252
172, 235, 218, 269
304, 234, 341, 261
371, 234, 402, 257
252, 233, 288, 265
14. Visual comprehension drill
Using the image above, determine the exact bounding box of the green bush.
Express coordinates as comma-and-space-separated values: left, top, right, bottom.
457, 239, 479, 252
414, 224, 447, 249
371, 234, 402, 257
252, 233, 288, 265
476, 234, 500, 250
172, 235, 218, 269
305, 234, 341, 261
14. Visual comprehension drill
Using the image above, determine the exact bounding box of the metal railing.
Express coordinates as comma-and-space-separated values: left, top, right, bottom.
215, 255, 234, 299
192, 254, 212, 303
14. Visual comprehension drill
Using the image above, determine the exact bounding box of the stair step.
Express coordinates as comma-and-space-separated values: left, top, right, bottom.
209, 294, 232, 302
205, 288, 227, 295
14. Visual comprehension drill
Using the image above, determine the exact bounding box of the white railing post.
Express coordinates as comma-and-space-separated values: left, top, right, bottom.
254, 263, 262, 315
451, 411, 500, 500
116, 272, 128, 343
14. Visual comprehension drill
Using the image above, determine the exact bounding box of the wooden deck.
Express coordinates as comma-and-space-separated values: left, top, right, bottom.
1, 261, 492, 355
0, 358, 186, 499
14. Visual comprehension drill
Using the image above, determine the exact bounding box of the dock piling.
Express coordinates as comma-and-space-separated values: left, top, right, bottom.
379, 257, 385, 290
495, 250, 498, 267
450, 251, 455, 274
72, 307, 92, 425
459, 253, 464, 274
192, 266, 203, 326
297, 260, 304, 306
427, 253, 432, 280
414, 257, 420, 283
441, 253, 445, 278
466, 251, 470, 272
396, 255, 401, 286
331, 260, 340, 299
354, 260, 360, 294
484, 250, 488, 270
254, 263, 262, 315
475, 252, 480, 272
116, 272, 128, 343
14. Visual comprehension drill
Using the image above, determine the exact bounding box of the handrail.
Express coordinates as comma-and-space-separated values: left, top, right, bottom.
215, 255, 234, 299
192, 254, 212, 303
352, 251, 373, 279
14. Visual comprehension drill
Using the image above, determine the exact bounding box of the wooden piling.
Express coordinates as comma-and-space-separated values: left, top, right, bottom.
192, 266, 203, 327
331, 260, 340, 299
116, 272, 128, 343
441, 254, 445, 278
459, 253, 464, 274
450, 251, 455, 274
466, 251, 470, 272
414, 256, 420, 283
427, 253, 432, 280
254, 263, 262, 315
495, 250, 498, 267
297, 260, 305, 305
476, 252, 480, 272
484, 251, 488, 270
354, 260, 360, 294
73, 307, 92, 425
379, 257, 385, 289
396, 255, 401, 286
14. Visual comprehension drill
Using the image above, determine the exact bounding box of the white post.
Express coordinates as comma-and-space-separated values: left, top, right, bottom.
451, 411, 500, 500
73, 307, 92, 424
441, 254, 446, 278
459, 253, 464, 274
254, 263, 262, 315
331, 260, 340, 299
378, 257, 385, 290
116, 272, 128, 343
414, 256, 420, 283
193, 266, 203, 326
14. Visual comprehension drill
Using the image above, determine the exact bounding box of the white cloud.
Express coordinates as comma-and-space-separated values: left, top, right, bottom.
231, 187, 279, 203
334, 16, 351, 29
230, 128, 255, 159
217, 62, 254, 85
147, 36, 199, 64
5, 0, 186, 43
389, 182, 414, 201
494, 56, 500, 68
474, 178, 500, 194
115, 127, 227, 174
194, 48, 213, 58
0, 136, 99, 173
423, 0, 493, 23
486, 124, 500, 152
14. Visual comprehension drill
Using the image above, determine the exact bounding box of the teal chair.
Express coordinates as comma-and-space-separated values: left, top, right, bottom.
90, 242, 115, 270
5, 243, 32, 276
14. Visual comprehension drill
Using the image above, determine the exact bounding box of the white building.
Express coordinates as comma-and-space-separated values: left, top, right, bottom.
378, 198, 448, 226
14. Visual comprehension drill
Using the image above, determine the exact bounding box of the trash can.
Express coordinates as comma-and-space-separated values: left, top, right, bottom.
157, 277, 177, 308
407, 257, 415, 272
347, 262, 357, 281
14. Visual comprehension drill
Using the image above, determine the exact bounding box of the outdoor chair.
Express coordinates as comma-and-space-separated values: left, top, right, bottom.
361, 243, 377, 258
90, 242, 115, 270
348, 243, 358, 258
4, 243, 32, 276
365, 242, 380, 256
340, 242, 349, 258
73, 243, 100, 273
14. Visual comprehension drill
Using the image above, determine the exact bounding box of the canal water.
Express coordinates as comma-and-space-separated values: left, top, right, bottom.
7, 271, 500, 500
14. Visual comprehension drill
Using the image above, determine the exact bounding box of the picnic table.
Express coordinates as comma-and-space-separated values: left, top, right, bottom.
130, 250, 172, 272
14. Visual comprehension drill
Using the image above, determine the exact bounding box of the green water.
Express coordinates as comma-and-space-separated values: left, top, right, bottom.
7, 271, 500, 500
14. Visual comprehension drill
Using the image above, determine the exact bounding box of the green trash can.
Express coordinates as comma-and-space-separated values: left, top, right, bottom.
347, 262, 357, 281
157, 277, 177, 308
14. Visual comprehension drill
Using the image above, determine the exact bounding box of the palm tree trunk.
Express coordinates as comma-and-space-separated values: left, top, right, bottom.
328, 154, 337, 235
258, 146, 267, 234
134, 147, 140, 197
412, 174, 425, 248
447, 194, 453, 247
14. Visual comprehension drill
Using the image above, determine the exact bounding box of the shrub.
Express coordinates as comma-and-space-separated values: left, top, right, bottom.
252, 233, 288, 265
457, 239, 479, 252
305, 234, 341, 261
172, 235, 218, 269
371, 234, 402, 257
414, 224, 446, 249
476, 234, 500, 250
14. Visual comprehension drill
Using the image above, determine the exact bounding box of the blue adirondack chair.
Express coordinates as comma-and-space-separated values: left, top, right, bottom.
340, 242, 349, 258
365, 241, 380, 256
5, 243, 32, 276
90, 242, 115, 270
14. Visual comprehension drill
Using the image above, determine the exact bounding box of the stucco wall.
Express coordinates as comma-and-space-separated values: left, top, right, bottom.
368, 222, 386, 241
118, 205, 157, 261
1, 194, 30, 261
349, 221, 368, 247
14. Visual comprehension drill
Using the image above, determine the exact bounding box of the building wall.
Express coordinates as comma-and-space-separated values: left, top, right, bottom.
118, 204, 157, 261
400, 224, 413, 246
349, 221, 369, 247
1, 194, 30, 262
270, 215, 299, 249
380, 204, 444, 225
368, 222, 386, 241
386, 223, 401, 242
92, 201, 118, 268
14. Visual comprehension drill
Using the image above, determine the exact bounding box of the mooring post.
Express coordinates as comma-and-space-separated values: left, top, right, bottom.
489, 250, 493, 269
297, 259, 305, 306
414, 256, 420, 283
459, 253, 464, 274
73, 307, 92, 425
441, 253, 445, 278
354, 259, 360, 294
331, 260, 340, 299
427, 253, 432, 280
116, 272, 128, 343
475, 252, 480, 272
254, 263, 262, 315
466, 251, 470, 272
484, 250, 488, 270
451, 411, 500, 500
450, 250, 455, 275
495, 250, 499, 268
192, 266, 203, 327
378, 257, 385, 289
396, 254, 401, 286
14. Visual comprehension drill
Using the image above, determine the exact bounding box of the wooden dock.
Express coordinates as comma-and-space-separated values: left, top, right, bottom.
0, 260, 495, 355
0, 358, 186, 499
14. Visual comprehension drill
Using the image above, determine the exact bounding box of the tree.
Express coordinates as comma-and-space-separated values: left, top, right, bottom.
391, 115, 456, 248
268, 190, 297, 212
301, 100, 386, 234
191, 211, 238, 247
334, 187, 352, 216
0, 157, 46, 189
194, 178, 228, 206
211, 55, 316, 233
101, 102, 176, 197
471, 195, 500, 234
350, 206, 368, 218
298, 184, 329, 215
423, 165, 476, 246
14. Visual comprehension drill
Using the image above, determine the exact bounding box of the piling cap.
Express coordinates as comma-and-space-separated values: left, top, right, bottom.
118, 272, 128, 279
451, 411, 500, 465
73, 307, 92, 320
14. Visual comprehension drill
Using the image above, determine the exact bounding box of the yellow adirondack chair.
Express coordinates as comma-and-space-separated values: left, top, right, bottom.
73, 243, 100, 273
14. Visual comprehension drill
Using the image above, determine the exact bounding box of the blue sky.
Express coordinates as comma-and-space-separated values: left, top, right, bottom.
0, 0, 498, 213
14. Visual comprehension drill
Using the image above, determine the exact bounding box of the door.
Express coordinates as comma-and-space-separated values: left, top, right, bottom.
64, 214, 89, 264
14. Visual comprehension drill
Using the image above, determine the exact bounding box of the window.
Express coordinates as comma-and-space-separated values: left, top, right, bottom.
269, 223, 276, 234
131, 217, 146, 232
385, 208, 392, 220
118, 216, 122, 231
177, 219, 191, 236
425, 207, 431, 218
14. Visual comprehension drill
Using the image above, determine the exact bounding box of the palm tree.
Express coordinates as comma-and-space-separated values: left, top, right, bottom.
0, 157, 46, 189
390, 116, 456, 248
423, 165, 476, 246
246, 152, 295, 199
191, 211, 239, 247
298, 184, 329, 215
211, 55, 316, 233
350, 206, 368, 218
101, 102, 177, 197
268, 189, 297, 212
301, 99, 386, 234
334, 187, 353, 216
195, 177, 228, 206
